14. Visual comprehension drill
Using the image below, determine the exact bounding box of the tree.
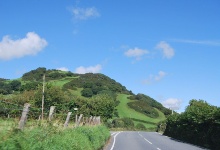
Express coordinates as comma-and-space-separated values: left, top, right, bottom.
164, 99, 220, 149
10, 80, 21, 91
89, 94, 115, 120
81, 88, 93, 97
34, 84, 67, 112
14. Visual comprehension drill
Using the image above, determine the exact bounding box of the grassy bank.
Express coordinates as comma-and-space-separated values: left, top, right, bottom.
0, 119, 110, 150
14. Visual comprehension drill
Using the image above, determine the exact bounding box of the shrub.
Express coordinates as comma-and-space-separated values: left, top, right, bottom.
112, 118, 134, 129
136, 123, 146, 130
121, 118, 134, 128
112, 118, 125, 128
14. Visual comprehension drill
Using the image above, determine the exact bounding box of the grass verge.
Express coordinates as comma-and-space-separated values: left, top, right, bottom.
0, 120, 110, 150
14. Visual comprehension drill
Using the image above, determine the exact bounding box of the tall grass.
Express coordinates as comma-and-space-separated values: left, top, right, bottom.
0, 121, 110, 150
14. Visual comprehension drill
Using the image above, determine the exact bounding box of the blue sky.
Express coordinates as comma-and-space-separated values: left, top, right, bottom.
0, 0, 220, 112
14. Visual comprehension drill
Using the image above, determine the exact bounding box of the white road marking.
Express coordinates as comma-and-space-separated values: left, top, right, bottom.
138, 132, 153, 145
138, 132, 143, 137
110, 131, 122, 150
144, 138, 152, 144
111, 132, 117, 136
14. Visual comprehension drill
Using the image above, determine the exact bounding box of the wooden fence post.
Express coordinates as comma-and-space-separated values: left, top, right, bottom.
48, 106, 55, 121
89, 116, 93, 125
76, 114, 83, 127
18, 103, 30, 130
85, 117, 89, 125
74, 114, 78, 127
64, 112, 72, 127
92, 116, 96, 125
97, 116, 101, 125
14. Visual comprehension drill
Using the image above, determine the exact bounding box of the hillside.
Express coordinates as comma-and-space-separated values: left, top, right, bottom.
0, 67, 171, 129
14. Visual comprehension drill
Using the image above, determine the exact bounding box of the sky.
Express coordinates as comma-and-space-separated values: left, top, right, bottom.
0, 0, 220, 112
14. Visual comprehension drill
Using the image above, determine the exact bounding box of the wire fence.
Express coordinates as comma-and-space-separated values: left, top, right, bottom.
0, 100, 49, 119
0, 100, 101, 130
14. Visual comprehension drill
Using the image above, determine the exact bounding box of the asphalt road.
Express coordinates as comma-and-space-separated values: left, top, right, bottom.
104, 131, 206, 150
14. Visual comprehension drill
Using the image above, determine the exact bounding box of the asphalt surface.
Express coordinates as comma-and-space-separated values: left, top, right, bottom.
104, 131, 206, 150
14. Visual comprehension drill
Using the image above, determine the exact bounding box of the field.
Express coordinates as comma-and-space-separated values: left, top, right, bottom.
116, 94, 166, 129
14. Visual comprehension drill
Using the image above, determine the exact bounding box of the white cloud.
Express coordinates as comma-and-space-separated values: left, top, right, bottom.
142, 71, 167, 84
71, 7, 100, 20
57, 67, 69, 72
155, 71, 166, 81
75, 64, 102, 74
0, 32, 47, 60
162, 98, 182, 110
124, 47, 148, 60
156, 41, 174, 59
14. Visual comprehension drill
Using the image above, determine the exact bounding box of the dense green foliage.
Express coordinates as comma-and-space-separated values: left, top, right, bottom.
22, 67, 46, 81
164, 99, 220, 149
0, 87, 117, 121
72, 93, 118, 121
0, 124, 110, 150
22, 67, 77, 81
20, 82, 40, 91
111, 118, 135, 129
106, 118, 147, 131
135, 123, 147, 130
128, 94, 171, 116
0, 80, 21, 95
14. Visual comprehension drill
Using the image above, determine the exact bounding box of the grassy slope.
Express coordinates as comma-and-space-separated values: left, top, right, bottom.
116, 94, 166, 128
48, 76, 79, 87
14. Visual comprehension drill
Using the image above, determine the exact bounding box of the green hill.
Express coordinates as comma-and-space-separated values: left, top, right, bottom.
0, 67, 171, 129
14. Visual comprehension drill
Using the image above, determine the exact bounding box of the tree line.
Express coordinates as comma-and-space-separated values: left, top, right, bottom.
163, 99, 220, 150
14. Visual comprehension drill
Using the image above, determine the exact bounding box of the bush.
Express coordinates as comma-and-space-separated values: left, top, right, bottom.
112, 118, 125, 128
121, 118, 134, 128
112, 118, 134, 129
136, 123, 146, 130
81, 88, 93, 97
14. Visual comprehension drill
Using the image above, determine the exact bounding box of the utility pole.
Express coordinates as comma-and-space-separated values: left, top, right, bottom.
41, 74, 45, 120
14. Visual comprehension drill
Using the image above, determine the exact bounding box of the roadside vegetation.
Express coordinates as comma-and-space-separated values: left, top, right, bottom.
161, 100, 220, 150
0, 119, 110, 150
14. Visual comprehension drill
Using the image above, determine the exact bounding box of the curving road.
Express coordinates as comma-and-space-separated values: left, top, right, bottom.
104, 131, 206, 150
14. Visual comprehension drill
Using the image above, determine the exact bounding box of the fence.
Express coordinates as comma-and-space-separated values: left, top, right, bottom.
18, 103, 101, 130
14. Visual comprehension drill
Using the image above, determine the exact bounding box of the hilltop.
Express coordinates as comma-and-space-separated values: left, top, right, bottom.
0, 67, 171, 129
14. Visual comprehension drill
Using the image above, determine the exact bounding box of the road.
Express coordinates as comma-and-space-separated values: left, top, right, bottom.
104, 131, 206, 150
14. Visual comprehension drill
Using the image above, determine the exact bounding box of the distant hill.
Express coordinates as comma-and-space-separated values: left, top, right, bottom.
0, 67, 171, 128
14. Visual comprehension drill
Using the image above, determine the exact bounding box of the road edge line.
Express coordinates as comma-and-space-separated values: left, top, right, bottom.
110, 131, 121, 150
